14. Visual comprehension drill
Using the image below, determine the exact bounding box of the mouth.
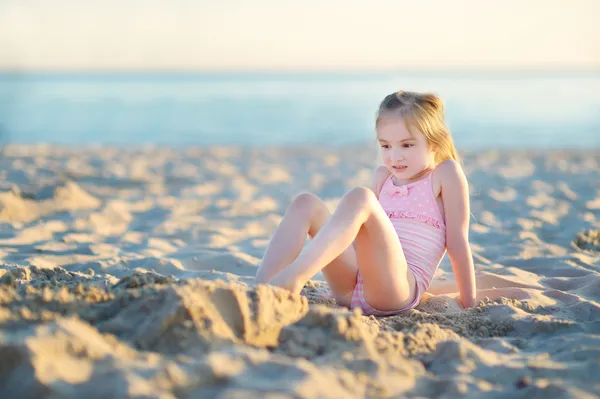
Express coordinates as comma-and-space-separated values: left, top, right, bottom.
392, 166, 407, 171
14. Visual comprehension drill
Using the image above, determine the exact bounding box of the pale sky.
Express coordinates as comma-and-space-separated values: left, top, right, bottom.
1, 0, 599, 71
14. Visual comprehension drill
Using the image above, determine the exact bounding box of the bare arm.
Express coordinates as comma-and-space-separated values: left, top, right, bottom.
439, 160, 477, 308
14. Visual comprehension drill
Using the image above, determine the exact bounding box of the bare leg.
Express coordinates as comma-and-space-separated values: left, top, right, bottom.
427, 271, 544, 295
423, 272, 544, 310
255, 193, 315, 284
271, 187, 416, 311
474, 287, 535, 301
255, 193, 358, 305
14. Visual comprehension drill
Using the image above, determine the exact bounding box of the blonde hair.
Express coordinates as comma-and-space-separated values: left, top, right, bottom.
375, 90, 460, 165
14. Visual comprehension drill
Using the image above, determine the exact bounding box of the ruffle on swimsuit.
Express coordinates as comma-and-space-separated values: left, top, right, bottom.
385, 210, 444, 229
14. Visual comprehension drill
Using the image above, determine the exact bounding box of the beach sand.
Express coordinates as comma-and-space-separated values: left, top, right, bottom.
0, 144, 599, 398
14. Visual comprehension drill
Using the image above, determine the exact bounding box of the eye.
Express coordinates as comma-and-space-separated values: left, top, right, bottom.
402, 143, 414, 148
380, 144, 390, 149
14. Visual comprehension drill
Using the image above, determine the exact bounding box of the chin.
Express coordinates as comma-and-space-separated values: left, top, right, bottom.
393, 168, 411, 176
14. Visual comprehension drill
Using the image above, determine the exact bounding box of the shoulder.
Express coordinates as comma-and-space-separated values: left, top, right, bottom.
371, 166, 391, 198
436, 159, 465, 179
433, 159, 468, 196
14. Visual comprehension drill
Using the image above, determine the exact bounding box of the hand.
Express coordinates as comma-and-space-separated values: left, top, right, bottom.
457, 296, 476, 310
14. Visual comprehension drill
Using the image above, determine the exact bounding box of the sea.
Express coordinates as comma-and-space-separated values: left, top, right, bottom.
0, 71, 599, 149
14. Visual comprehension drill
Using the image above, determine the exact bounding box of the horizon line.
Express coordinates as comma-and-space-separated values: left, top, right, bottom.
1, 65, 599, 76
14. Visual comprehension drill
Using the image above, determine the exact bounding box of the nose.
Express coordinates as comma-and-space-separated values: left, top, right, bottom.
390, 148, 405, 162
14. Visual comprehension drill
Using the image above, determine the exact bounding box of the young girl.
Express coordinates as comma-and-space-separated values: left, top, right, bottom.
255, 90, 477, 315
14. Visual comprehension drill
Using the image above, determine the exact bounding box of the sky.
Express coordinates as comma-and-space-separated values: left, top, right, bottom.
0, 0, 599, 71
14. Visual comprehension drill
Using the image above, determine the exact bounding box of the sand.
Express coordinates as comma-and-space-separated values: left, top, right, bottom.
0, 143, 599, 398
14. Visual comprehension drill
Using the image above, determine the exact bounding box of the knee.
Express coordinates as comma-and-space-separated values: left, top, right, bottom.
290, 192, 325, 215
344, 186, 377, 210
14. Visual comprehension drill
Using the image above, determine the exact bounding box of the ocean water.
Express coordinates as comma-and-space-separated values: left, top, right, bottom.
0, 71, 599, 149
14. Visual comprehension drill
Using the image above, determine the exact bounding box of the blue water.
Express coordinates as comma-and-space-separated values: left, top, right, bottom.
0, 71, 599, 149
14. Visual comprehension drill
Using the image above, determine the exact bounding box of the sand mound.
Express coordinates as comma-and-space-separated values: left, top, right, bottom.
573, 229, 600, 252
0, 181, 100, 223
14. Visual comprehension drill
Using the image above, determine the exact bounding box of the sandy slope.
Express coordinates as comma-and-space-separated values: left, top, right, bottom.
0, 144, 599, 398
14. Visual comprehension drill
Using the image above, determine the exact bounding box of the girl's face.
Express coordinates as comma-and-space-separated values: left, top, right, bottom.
377, 116, 435, 181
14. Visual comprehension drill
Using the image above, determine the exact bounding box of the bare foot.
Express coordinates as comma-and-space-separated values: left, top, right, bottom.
270, 274, 303, 294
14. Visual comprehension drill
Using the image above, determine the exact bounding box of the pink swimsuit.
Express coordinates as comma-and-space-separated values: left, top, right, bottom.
350, 172, 447, 316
